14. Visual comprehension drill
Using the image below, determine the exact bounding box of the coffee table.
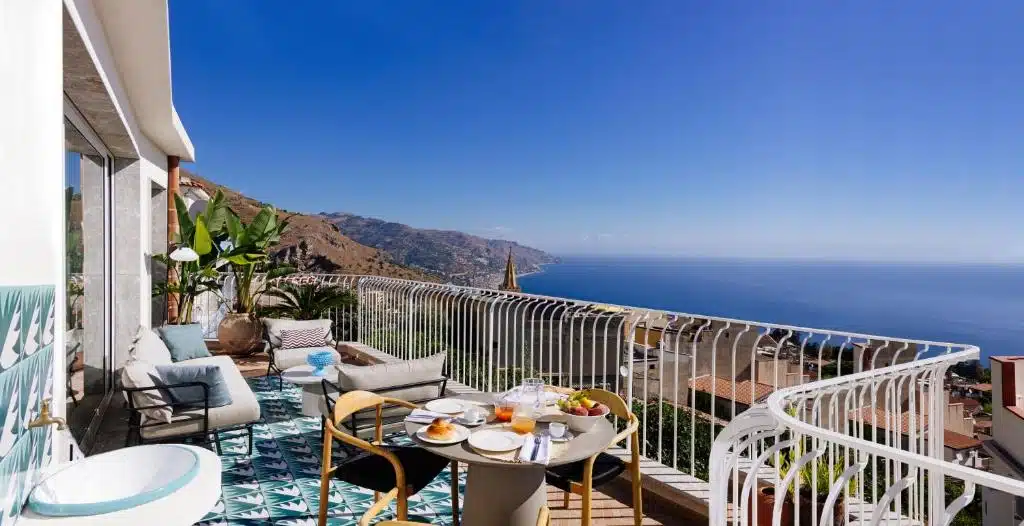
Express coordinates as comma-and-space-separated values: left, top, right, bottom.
281, 364, 336, 417
404, 393, 615, 526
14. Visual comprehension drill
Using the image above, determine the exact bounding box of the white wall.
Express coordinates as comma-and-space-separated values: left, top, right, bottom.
0, 0, 67, 472
0, 0, 65, 287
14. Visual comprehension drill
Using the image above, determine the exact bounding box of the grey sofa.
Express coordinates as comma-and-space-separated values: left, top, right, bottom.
121, 328, 261, 454
319, 352, 448, 440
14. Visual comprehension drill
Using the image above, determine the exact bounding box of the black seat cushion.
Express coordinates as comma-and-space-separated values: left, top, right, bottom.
545, 452, 626, 492
335, 445, 450, 494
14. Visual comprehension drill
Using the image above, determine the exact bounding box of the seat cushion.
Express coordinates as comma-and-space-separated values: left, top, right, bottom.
155, 364, 233, 408
545, 452, 627, 491
130, 327, 173, 366
263, 318, 333, 348
335, 445, 449, 494
141, 355, 260, 439
273, 346, 340, 370
120, 360, 172, 424
336, 353, 445, 403
157, 324, 212, 362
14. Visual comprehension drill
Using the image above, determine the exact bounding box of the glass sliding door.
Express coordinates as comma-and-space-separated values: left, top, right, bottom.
64, 107, 113, 447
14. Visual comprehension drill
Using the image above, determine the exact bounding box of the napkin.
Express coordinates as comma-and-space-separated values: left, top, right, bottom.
517, 433, 551, 465
405, 409, 452, 424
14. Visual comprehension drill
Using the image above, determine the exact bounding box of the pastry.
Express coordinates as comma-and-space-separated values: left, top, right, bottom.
425, 418, 455, 440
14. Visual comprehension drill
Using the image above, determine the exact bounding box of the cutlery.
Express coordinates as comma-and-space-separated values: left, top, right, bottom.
530, 436, 542, 462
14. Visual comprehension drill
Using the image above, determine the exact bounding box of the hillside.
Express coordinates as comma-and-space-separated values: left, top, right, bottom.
183, 172, 440, 282
324, 212, 558, 287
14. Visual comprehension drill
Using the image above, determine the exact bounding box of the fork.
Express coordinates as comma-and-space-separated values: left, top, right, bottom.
529, 435, 542, 462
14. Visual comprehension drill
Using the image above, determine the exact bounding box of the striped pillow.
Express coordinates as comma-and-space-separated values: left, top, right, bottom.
280, 327, 329, 349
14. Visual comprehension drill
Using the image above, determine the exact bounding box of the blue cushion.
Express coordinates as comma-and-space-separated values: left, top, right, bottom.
154, 364, 233, 408
157, 324, 211, 362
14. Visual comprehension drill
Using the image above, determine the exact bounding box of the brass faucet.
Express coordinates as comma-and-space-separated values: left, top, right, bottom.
28, 399, 67, 430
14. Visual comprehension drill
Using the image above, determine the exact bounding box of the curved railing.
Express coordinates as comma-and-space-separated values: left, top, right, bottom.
195, 271, 1006, 521
710, 344, 1022, 526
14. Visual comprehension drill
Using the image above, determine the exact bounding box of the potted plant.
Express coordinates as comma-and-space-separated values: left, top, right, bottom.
260, 281, 356, 322
215, 206, 292, 354
153, 191, 229, 325
750, 485, 792, 526
777, 441, 849, 526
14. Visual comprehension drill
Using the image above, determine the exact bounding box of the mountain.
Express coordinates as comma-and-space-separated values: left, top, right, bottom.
183, 172, 439, 282
324, 212, 558, 287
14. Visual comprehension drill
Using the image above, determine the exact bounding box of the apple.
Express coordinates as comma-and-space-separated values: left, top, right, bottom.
587, 404, 606, 416
571, 406, 589, 416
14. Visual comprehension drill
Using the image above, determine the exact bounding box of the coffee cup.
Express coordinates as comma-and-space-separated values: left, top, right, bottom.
464, 406, 483, 423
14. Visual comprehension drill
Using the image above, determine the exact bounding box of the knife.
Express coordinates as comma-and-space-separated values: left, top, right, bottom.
530, 436, 542, 462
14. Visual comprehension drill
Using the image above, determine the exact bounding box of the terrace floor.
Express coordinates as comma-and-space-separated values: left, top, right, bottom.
93, 353, 694, 525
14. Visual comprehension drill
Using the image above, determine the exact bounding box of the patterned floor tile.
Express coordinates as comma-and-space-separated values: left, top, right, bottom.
198, 379, 460, 526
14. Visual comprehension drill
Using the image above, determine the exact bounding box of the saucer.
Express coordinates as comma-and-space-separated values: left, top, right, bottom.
457, 416, 487, 427
549, 431, 574, 443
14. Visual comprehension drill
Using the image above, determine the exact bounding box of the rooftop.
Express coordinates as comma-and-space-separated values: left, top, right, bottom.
688, 375, 775, 404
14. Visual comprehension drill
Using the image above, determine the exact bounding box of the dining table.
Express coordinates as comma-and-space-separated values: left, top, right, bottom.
405, 392, 615, 526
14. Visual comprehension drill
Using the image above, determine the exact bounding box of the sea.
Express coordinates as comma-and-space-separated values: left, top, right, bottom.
518, 257, 1024, 362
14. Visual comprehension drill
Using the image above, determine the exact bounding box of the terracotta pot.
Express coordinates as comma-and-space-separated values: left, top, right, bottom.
749, 486, 793, 526
216, 313, 264, 356
795, 489, 844, 526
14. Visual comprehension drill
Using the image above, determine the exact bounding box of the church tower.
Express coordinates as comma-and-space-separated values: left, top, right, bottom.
498, 247, 521, 292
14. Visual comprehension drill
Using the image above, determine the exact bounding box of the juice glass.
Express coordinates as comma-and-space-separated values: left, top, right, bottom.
494, 403, 515, 423
511, 396, 540, 434
510, 414, 536, 434
494, 393, 515, 423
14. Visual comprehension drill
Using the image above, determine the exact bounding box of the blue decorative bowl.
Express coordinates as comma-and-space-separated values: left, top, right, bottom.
307, 351, 336, 376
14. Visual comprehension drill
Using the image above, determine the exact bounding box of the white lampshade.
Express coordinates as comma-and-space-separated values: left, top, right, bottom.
169, 246, 200, 262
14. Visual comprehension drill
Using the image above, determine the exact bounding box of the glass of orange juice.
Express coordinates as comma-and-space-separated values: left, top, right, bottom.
510, 397, 540, 434
511, 414, 536, 434
494, 393, 515, 423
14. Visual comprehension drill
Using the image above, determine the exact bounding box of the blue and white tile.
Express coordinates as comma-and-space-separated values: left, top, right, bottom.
0, 287, 23, 372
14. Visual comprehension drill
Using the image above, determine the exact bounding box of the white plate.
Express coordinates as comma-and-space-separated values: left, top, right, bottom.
468, 430, 525, 452
415, 424, 470, 445
425, 399, 466, 415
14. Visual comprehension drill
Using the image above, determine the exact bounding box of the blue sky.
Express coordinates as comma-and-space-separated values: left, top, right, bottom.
169, 1, 1024, 262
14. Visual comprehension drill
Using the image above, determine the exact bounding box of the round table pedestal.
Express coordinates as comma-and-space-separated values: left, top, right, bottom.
462, 464, 547, 526
299, 385, 321, 417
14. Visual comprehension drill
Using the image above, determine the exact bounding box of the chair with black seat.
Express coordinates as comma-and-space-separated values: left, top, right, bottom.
318, 390, 451, 526
544, 388, 642, 526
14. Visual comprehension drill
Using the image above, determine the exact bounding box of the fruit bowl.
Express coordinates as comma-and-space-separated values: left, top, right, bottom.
562, 407, 609, 433
556, 390, 610, 433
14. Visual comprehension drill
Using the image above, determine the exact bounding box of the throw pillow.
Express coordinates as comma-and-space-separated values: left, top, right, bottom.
130, 326, 173, 366
155, 364, 233, 408
120, 360, 172, 423
262, 318, 332, 348
336, 352, 446, 402
157, 324, 211, 362
280, 327, 330, 350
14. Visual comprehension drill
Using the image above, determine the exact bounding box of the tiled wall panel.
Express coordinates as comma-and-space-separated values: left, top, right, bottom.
0, 286, 55, 523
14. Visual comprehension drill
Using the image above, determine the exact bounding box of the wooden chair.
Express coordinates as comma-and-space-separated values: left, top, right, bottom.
537, 504, 551, 525
319, 390, 451, 526
544, 388, 642, 526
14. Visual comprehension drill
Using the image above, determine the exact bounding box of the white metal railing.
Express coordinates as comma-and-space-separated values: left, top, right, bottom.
196, 272, 998, 519
709, 345, 1018, 526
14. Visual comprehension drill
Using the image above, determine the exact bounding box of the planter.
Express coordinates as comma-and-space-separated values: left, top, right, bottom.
216, 313, 264, 356
795, 489, 844, 526
749, 487, 792, 526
